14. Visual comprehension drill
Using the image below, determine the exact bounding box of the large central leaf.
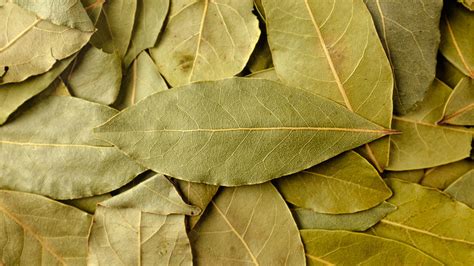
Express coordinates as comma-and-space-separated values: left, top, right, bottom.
94, 78, 393, 186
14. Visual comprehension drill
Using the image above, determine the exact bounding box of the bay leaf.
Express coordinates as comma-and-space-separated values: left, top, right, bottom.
65, 45, 122, 105
439, 77, 474, 126
383, 169, 425, 183
365, 0, 443, 114
444, 169, 474, 208
254, 0, 265, 20
293, 201, 396, 231
458, 0, 474, 11
149, 0, 260, 86
0, 190, 92, 265
440, 0, 474, 78
276, 151, 392, 214
436, 54, 467, 88
90, 0, 136, 60
0, 96, 145, 199
48, 78, 71, 96
247, 34, 273, 73
94, 78, 393, 186
11, 0, 94, 31
123, 0, 170, 68
246, 67, 279, 81
0, 3, 92, 84
421, 159, 474, 190
0, 56, 74, 125
81, 0, 104, 24
371, 178, 474, 264
176, 180, 219, 229
301, 229, 442, 265
189, 182, 305, 265
63, 193, 112, 214
263, 0, 393, 171
114, 51, 168, 110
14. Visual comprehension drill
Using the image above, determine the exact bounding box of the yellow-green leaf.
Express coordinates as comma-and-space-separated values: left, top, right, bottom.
383, 169, 425, 183
439, 77, 474, 126
62, 193, 112, 214
444, 169, 474, 208
421, 159, 474, 190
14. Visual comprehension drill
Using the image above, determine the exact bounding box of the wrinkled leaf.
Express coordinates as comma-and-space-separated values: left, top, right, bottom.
439, 77, 474, 126
365, 0, 443, 114
371, 178, 474, 264
301, 229, 442, 265
0, 3, 92, 83
190, 182, 305, 265
150, 0, 260, 86
63, 193, 112, 213
421, 159, 474, 190
444, 169, 474, 208
0, 96, 145, 199
277, 151, 392, 214
94, 78, 392, 186
293, 201, 396, 231
0, 190, 92, 265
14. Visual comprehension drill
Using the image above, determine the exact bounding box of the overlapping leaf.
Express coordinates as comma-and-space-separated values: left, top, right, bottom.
444, 169, 474, 208
420, 159, 474, 190
439, 77, 474, 126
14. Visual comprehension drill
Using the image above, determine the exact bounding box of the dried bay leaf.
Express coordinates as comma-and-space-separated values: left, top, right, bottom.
63, 193, 112, 214
246, 67, 279, 81
189, 182, 305, 265
365, 0, 443, 114
436, 54, 466, 88
65, 45, 122, 105
94, 78, 393, 186
123, 0, 170, 68
458, 0, 474, 11
0, 190, 92, 265
48, 78, 71, 96
0, 3, 92, 84
276, 151, 392, 214
371, 178, 474, 264
247, 34, 273, 73
440, 0, 474, 78
293, 201, 396, 231
301, 229, 442, 265
263, 0, 394, 171
0, 96, 145, 199
383, 169, 425, 183
444, 169, 474, 208
81, 0, 104, 24
421, 159, 474, 190
439, 77, 474, 126
149, 0, 260, 86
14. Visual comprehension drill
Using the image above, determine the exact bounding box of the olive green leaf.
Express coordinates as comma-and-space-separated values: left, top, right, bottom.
254, 0, 265, 20
0, 96, 145, 199
421, 159, 474, 190
123, 0, 170, 68
63, 193, 112, 214
189, 183, 305, 265
276, 151, 392, 214
458, 0, 474, 11
246, 67, 279, 81
444, 170, 474, 208
263, 0, 393, 171
47, 78, 71, 96
94, 78, 393, 186
10, 0, 94, 31
114, 51, 168, 110
0, 3, 92, 84
176, 180, 219, 229
0, 57, 74, 125
64, 45, 122, 105
81, 0, 104, 24
365, 0, 443, 114
436, 55, 466, 88
293, 202, 396, 231
149, 0, 260, 86
90, 0, 136, 60
301, 229, 442, 265
383, 169, 425, 183
0, 190, 93, 265
371, 178, 474, 264
440, 0, 474, 78
247, 35, 273, 73
439, 77, 474, 126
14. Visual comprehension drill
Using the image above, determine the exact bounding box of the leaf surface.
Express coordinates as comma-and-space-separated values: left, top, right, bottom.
421, 159, 474, 190
246, 67, 279, 81
149, 0, 260, 86
444, 169, 474, 208
439, 77, 474, 126
189, 182, 305, 265
436, 54, 466, 88
383, 169, 425, 183
94, 78, 392, 186
63, 193, 112, 214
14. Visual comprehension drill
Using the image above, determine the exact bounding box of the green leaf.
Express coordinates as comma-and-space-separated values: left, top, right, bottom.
365, 0, 443, 114
0, 96, 145, 199
247, 35, 273, 73
65, 45, 122, 105
123, 0, 170, 68
0, 190, 92, 265
301, 229, 442, 265
114, 51, 168, 110
263, 0, 394, 170
0, 57, 74, 125
81, 0, 104, 24
458, 0, 474, 11
383, 169, 425, 183
420, 159, 474, 190
246, 67, 279, 81
48, 78, 71, 96
149, 0, 260, 86
293, 202, 396, 231
439, 77, 474, 126
276, 151, 392, 213
0, 3, 92, 84
94, 78, 392, 186
444, 169, 474, 208
189, 182, 305, 265
436, 54, 467, 88
62, 193, 112, 213
372, 178, 474, 265
440, 0, 474, 78
176, 180, 219, 229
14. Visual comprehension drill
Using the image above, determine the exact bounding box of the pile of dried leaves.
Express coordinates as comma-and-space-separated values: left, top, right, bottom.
0, 0, 473, 265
